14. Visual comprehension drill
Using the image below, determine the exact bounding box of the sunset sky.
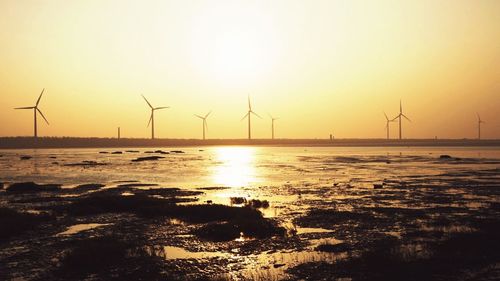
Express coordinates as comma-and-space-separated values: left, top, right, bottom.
1, 0, 499, 139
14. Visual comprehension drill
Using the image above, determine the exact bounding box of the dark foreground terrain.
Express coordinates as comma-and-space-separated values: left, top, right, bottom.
0, 148, 499, 280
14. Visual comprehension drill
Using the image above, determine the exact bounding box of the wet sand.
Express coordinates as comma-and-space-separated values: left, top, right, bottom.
0, 147, 499, 280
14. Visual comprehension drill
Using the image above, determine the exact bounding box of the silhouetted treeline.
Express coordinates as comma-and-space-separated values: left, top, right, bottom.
0, 137, 499, 149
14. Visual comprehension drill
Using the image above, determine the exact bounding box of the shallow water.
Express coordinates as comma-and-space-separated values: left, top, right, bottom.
1, 146, 499, 187
1, 146, 499, 280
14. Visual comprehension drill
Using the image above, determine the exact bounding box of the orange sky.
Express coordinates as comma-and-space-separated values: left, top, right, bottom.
0, 0, 499, 139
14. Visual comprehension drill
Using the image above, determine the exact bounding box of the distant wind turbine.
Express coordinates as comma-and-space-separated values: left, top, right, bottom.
194, 111, 211, 140
383, 112, 396, 140
269, 114, 279, 140
477, 113, 485, 140
142, 95, 169, 140
241, 96, 261, 140
14, 88, 49, 138
392, 100, 411, 140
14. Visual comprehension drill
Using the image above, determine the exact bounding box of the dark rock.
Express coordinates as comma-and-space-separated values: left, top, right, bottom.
99, 151, 109, 154
248, 199, 270, 209
154, 150, 169, 154
125, 150, 139, 153
170, 150, 185, 154
0, 208, 52, 240
7, 182, 61, 193
64, 161, 108, 167
230, 197, 247, 205
131, 156, 165, 162
112, 151, 123, 154
74, 183, 105, 191
316, 242, 351, 253
439, 155, 452, 159
20, 156, 32, 160
374, 184, 384, 189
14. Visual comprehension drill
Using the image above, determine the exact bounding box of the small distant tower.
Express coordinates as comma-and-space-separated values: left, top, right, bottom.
118, 127, 121, 139
329, 134, 333, 141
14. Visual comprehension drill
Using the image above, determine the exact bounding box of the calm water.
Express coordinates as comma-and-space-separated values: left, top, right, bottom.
1, 146, 499, 188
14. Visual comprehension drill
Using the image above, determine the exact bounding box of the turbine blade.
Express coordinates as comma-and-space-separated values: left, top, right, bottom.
205, 110, 212, 118
142, 95, 153, 109
400, 100, 402, 113
204, 119, 208, 131
37, 108, 49, 125
402, 114, 411, 122
248, 95, 251, 111
14, 106, 35, 110
240, 112, 249, 121
36, 88, 45, 106
251, 111, 262, 119
147, 112, 153, 127
154, 106, 169, 110
383, 112, 389, 121
194, 114, 203, 119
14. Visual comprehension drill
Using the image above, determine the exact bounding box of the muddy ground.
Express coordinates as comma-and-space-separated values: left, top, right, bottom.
0, 150, 499, 280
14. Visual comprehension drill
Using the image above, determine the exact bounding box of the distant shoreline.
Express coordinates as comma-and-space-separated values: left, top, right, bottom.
0, 137, 499, 149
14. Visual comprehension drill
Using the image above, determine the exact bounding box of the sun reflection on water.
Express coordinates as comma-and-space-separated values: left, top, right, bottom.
211, 147, 260, 187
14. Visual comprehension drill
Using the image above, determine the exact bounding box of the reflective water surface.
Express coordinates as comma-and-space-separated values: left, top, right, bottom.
0, 146, 499, 280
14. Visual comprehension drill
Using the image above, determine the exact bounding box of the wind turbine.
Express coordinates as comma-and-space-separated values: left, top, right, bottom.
142, 95, 169, 140
194, 111, 211, 140
14, 88, 49, 138
383, 112, 395, 140
392, 100, 411, 140
269, 114, 279, 140
477, 113, 485, 140
241, 96, 261, 140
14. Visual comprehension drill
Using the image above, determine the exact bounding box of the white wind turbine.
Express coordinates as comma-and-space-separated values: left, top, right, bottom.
477, 113, 485, 140
392, 100, 411, 140
14, 88, 49, 138
383, 112, 396, 140
194, 111, 211, 140
142, 94, 169, 139
269, 114, 279, 140
241, 96, 261, 140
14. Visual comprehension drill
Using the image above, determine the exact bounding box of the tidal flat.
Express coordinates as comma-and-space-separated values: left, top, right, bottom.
0, 146, 499, 280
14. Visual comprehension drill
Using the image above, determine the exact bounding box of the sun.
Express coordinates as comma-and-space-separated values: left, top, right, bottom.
189, 3, 279, 87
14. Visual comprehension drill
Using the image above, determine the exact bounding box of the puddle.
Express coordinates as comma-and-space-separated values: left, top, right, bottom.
56, 223, 111, 236
144, 245, 229, 260
296, 227, 334, 235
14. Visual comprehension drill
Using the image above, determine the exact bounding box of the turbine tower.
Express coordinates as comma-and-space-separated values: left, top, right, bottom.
477, 113, 485, 140
241, 96, 261, 140
269, 114, 279, 140
383, 112, 395, 140
142, 95, 169, 140
14, 88, 49, 138
392, 100, 411, 140
194, 111, 211, 140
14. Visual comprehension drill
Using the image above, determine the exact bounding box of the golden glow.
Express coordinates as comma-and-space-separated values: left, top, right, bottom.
189, 4, 278, 87
211, 147, 259, 187
0, 1, 499, 139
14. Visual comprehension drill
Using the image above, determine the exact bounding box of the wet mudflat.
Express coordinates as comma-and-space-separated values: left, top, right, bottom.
0, 146, 499, 280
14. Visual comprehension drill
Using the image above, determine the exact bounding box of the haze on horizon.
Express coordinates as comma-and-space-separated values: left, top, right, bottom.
1, 0, 499, 139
